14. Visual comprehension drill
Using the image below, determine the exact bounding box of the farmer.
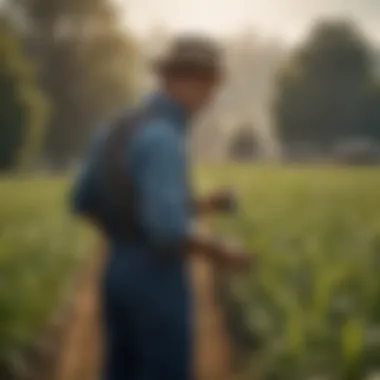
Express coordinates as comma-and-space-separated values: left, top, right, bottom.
70, 34, 252, 380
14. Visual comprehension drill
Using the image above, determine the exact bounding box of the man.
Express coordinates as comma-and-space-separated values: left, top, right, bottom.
71, 34, 252, 380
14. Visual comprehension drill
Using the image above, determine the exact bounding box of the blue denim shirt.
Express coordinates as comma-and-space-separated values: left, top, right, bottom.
70, 92, 192, 256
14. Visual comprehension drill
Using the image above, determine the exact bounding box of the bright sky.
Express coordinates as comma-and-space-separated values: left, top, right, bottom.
121, 0, 380, 43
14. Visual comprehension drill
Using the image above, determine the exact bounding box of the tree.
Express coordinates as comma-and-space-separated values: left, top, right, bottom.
274, 19, 377, 148
0, 14, 49, 171
362, 83, 380, 141
7, 0, 140, 168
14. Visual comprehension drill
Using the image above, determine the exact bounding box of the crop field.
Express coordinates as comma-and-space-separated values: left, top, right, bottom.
201, 165, 380, 379
1, 165, 380, 379
0, 176, 91, 376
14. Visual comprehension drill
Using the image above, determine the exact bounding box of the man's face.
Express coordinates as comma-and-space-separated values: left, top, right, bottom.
166, 70, 222, 113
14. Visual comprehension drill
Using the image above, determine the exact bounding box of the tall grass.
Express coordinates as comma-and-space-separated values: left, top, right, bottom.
0, 176, 89, 372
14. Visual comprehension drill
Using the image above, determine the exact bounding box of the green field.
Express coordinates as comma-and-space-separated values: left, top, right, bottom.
0, 176, 90, 374
1, 166, 380, 379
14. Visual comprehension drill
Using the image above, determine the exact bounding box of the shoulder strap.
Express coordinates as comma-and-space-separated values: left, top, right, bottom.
103, 110, 152, 234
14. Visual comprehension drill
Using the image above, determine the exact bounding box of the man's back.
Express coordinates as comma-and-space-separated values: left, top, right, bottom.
71, 92, 193, 380
71, 92, 191, 255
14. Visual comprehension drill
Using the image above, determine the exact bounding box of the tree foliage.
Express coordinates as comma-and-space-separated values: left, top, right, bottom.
0, 14, 49, 171
274, 19, 380, 147
7, 0, 141, 168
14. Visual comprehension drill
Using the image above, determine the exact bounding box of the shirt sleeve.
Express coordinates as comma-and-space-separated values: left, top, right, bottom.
129, 120, 191, 251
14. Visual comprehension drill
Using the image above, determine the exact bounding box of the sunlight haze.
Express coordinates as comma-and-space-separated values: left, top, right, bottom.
121, 0, 380, 43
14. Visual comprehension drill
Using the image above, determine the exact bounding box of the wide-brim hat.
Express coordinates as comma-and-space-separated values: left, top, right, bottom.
151, 34, 223, 76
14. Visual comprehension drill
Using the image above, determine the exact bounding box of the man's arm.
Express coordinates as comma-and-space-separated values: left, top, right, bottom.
130, 121, 190, 251
130, 121, 250, 270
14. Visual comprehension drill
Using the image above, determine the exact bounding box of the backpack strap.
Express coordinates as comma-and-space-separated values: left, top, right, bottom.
102, 109, 152, 237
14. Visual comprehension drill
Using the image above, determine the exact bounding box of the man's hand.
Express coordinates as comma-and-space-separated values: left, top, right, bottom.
187, 226, 253, 273
195, 188, 238, 215
213, 240, 253, 273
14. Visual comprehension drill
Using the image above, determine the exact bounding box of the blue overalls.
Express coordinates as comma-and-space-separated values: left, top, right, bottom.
70, 92, 192, 380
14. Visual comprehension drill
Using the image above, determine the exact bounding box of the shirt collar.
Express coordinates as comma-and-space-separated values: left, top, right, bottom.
143, 91, 190, 129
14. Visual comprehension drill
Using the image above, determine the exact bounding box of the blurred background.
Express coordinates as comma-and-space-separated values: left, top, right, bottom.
1, 0, 380, 379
